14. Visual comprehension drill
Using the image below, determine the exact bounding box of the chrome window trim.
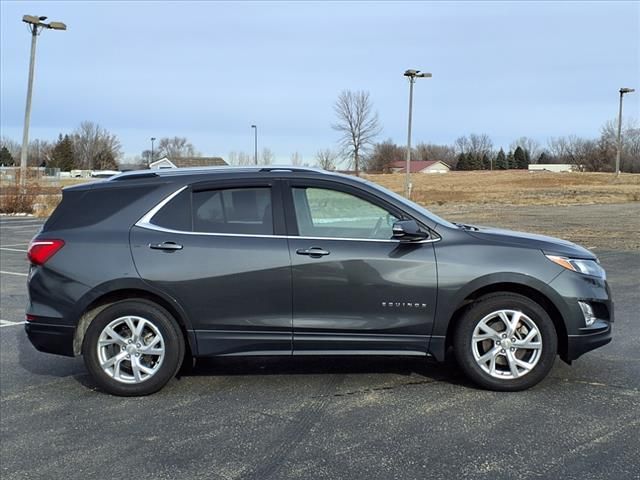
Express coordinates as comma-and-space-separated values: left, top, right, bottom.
137, 185, 189, 226
135, 186, 441, 244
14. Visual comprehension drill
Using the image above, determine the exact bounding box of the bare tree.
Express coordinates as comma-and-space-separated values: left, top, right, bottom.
315, 149, 338, 171
332, 90, 381, 176
157, 136, 197, 159
227, 151, 254, 166
455, 134, 493, 157
290, 151, 302, 166
600, 118, 640, 173
260, 148, 274, 165
414, 142, 457, 167
510, 136, 541, 162
547, 135, 610, 172
72, 121, 122, 169
366, 140, 404, 173
28, 139, 53, 167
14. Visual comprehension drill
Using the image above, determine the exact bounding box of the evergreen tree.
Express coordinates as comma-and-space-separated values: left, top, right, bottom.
495, 148, 507, 169
456, 152, 469, 170
470, 154, 483, 170
50, 134, 76, 171
514, 146, 527, 169
0, 146, 14, 166
537, 152, 548, 164
481, 153, 490, 170
506, 150, 515, 169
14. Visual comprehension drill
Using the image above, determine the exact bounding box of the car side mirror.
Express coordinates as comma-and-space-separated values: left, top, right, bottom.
392, 220, 429, 242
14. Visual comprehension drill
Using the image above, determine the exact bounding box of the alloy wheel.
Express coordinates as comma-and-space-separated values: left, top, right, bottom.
97, 315, 165, 384
471, 309, 543, 379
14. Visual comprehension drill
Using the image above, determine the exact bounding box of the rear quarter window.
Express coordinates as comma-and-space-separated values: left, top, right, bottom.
151, 189, 192, 231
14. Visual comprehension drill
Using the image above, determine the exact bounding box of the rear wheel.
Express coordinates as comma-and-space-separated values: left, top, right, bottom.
82, 299, 184, 396
453, 293, 557, 391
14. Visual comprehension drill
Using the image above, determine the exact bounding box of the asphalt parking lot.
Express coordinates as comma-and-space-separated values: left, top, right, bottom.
1, 215, 639, 480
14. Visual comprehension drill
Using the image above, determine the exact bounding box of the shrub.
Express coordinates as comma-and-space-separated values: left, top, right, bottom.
0, 182, 43, 214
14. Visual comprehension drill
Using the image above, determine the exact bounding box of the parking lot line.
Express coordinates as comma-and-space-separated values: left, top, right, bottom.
0, 247, 28, 252
0, 320, 26, 328
0, 270, 28, 277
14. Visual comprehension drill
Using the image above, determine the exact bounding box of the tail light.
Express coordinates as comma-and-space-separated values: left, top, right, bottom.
27, 239, 65, 265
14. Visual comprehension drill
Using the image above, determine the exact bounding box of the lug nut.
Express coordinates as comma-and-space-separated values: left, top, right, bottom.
502, 334, 507, 338
136, 343, 141, 348
128, 339, 132, 344
501, 349, 505, 353
511, 347, 515, 352
511, 338, 516, 342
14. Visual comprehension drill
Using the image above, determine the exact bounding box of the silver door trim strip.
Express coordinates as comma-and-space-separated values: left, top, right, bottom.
135, 186, 441, 244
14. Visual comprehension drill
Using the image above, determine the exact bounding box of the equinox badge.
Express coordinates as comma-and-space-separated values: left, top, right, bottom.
381, 302, 427, 309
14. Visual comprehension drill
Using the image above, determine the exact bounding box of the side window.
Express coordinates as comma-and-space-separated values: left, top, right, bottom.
192, 187, 273, 235
151, 188, 192, 231
292, 187, 398, 240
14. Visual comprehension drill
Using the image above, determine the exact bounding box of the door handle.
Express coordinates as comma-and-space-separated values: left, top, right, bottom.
296, 247, 330, 258
149, 241, 183, 251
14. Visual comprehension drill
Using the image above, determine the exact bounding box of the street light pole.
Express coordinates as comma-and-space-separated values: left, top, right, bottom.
615, 87, 635, 177
403, 69, 431, 198
150, 137, 156, 167
251, 125, 258, 165
19, 15, 66, 185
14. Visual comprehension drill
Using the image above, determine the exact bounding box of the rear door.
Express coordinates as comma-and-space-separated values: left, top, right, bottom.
283, 179, 438, 355
130, 178, 292, 356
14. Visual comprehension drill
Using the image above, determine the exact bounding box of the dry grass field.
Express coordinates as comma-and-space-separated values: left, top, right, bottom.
367, 171, 640, 207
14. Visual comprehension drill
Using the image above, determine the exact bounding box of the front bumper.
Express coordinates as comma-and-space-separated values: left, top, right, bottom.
565, 319, 612, 361
548, 269, 614, 362
25, 322, 75, 357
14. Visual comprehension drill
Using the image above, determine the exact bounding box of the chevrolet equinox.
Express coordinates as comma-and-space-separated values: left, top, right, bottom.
25, 167, 613, 395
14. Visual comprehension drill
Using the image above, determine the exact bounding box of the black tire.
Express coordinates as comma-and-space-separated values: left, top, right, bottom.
82, 299, 185, 396
453, 293, 557, 391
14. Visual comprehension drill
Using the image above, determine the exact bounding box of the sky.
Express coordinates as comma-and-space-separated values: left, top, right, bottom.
1, 0, 639, 163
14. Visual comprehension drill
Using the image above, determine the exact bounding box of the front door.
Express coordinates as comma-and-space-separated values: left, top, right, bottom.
284, 180, 438, 355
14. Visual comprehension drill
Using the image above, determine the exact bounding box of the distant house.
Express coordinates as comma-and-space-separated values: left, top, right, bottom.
389, 160, 451, 174
528, 164, 577, 173
149, 156, 227, 169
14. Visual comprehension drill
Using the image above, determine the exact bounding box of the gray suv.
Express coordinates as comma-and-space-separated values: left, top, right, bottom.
25, 167, 613, 395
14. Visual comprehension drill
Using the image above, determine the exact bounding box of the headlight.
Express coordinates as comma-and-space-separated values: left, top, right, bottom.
546, 255, 606, 279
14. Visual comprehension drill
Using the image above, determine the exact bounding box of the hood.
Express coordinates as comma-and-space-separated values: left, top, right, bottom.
464, 225, 596, 259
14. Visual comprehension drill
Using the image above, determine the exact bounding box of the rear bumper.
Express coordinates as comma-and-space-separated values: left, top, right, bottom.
565, 320, 612, 362
25, 322, 75, 357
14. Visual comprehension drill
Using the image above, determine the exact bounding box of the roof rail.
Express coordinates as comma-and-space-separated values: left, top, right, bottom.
110, 171, 159, 181
258, 166, 321, 173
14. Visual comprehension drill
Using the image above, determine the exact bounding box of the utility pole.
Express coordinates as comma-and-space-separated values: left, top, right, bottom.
403, 69, 431, 198
150, 137, 156, 167
251, 125, 258, 165
616, 87, 635, 176
19, 15, 66, 184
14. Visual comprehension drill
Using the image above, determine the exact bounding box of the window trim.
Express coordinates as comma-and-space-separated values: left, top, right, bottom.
135, 184, 440, 244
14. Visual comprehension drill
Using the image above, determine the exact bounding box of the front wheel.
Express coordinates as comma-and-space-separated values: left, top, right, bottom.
82, 299, 185, 396
453, 293, 557, 391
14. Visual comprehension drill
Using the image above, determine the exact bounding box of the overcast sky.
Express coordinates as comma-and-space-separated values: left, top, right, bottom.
1, 0, 639, 163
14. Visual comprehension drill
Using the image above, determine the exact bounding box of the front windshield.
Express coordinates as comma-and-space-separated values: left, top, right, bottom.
359, 177, 458, 229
